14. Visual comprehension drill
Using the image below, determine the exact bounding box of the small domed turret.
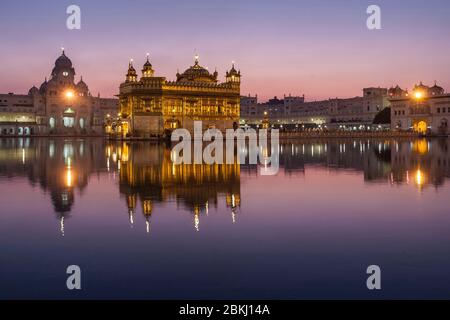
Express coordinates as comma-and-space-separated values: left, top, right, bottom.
141, 53, 154, 78
226, 62, 241, 84
76, 76, 89, 96
388, 85, 407, 98
28, 85, 39, 96
126, 59, 138, 82
429, 81, 444, 96
39, 78, 48, 94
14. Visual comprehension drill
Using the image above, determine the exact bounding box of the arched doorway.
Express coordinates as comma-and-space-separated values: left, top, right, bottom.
79, 118, 85, 129
24, 127, 31, 135
414, 120, 427, 134
49, 117, 56, 129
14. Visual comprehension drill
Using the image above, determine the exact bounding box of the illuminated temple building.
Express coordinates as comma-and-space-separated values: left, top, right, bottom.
0, 49, 118, 136
117, 54, 241, 137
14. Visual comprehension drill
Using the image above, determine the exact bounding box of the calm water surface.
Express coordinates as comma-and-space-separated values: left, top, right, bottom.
1, 137, 450, 299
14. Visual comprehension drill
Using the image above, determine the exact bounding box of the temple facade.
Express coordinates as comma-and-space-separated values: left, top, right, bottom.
0, 50, 118, 136
117, 54, 241, 137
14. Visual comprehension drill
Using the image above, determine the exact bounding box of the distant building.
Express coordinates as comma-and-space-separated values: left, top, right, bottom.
0, 50, 118, 136
240, 88, 390, 128
117, 54, 240, 137
390, 82, 449, 134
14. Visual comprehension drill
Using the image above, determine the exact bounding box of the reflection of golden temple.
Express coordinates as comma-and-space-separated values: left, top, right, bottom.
142, 199, 153, 234
226, 193, 241, 223
111, 141, 241, 231
414, 169, 426, 189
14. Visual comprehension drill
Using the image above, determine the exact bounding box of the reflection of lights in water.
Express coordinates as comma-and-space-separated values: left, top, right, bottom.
232, 211, 236, 224
63, 144, 74, 160
412, 139, 428, 155
117, 160, 121, 171
66, 168, 72, 187
107, 158, 110, 171
171, 149, 178, 163
406, 171, 410, 184
194, 215, 199, 232
62, 193, 69, 205
107, 147, 111, 157
415, 169, 424, 187
129, 210, 134, 226
49, 143, 55, 158
231, 194, 236, 207
146, 220, 150, 234
60, 216, 65, 237
22, 148, 25, 164
205, 201, 209, 216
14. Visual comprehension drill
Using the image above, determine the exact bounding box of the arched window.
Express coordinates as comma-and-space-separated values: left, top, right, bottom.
441, 118, 448, 128
49, 117, 56, 129
79, 118, 85, 129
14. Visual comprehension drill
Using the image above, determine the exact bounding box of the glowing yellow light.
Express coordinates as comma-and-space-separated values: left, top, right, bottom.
66, 168, 72, 187
414, 91, 423, 99
65, 90, 74, 99
415, 169, 424, 187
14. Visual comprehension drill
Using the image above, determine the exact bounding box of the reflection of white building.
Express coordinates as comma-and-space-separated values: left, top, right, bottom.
390, 82, 449, 134
0, 50, 118, 136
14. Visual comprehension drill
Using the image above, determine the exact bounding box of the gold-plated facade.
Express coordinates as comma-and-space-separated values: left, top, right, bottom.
118, 55, 241, 137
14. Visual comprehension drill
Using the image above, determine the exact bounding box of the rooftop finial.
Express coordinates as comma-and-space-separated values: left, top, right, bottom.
61, 47, 65, 55
146, 52, 150, 62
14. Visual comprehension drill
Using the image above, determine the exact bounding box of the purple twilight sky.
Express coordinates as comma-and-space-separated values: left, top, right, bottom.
0, 0, 449, 101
